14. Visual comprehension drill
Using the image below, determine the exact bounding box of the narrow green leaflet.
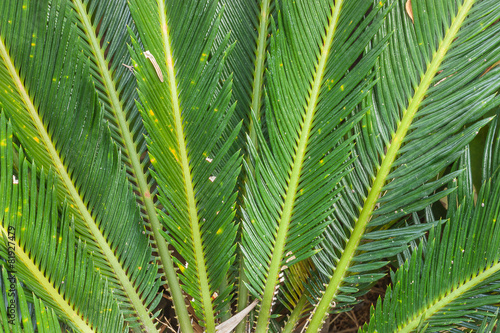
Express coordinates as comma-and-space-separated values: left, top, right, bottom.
0, 0, 160, 330
0, 115, 126, 332
0, 267, 64, 333
217, 0, 274, 328
304, 0, 500, 331
127, 1, 242, 332
363, 148, 500, 332
240, 0, 391, 330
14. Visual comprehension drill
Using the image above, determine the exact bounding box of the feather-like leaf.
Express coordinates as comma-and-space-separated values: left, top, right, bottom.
0, 115, 126, 332
363, 150, 500, 332
127, 1, 242, 331
240, 0, 391, 330
305, 0, 500, 331
0, 0, 160, 330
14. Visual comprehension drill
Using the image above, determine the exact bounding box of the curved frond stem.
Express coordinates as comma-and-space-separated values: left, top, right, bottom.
282, 293, 309, 333
401, 261, 500, 332
254, 1, 343, 331
0, 228, 92, 332
305, 0, 475, 331
70, 2, 185, 327
0, 30, 157, 333
157, 3, 214, 332
236, 1, 272, 330
248, 0, 271, 146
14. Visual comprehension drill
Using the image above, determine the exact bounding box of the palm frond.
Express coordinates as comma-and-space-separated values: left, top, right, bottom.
0, 115, 127, 332
0, 0, 160, 330
362, 148, 500, 332
127, 1, 242, 332
240, 0, 391, 330
304, 0, 500, 331
218, 0, 273, 143
217, 0, 274, 327
64, 0, 182, 324
0, 266, 66, 333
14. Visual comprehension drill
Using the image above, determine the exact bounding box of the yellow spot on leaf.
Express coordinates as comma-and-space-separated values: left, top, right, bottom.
33, 137, 40, 143
217, 228, 222, 235
341, 85, 345, 91
31, 43, 35, 46
4, 207, 8, 213
149, 109, 154, 116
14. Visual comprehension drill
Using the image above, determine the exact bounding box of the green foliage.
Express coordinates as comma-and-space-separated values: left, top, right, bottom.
0, 0, 499, 332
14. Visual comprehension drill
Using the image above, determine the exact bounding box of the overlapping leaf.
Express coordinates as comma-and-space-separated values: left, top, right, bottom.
363, 147, 500, 332
240, 0, 392, 330
0, 116, 126, 332
304, 0, 500, 331
127, 1, 242, 331
0, 0, 160, 330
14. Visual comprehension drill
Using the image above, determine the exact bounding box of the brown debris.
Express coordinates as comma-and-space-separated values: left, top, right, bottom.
406, 0, 414, 23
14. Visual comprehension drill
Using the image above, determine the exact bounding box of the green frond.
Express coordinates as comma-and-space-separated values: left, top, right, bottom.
217, 0, 275, 328
362, 152, 500, 332
305, 0, 500, 331
0, 0, 160, 330
218, 0, 273, 143
0, 115, 126, 332
63, 1, 179, 321
240, 0, 391, 330
0, 267, 66, 333
127, 1, 242, 332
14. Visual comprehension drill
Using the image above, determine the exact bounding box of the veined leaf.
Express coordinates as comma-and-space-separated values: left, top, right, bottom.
0, 0, 160, 330
363, 148, 500, 332
305, 0, 500, 331
127, 1, 242, 332
240, 0, 391, 330
64, 0, 187, 327
0, 266, 66, 333
0, 115, 126, 332
217, 0, 274, 328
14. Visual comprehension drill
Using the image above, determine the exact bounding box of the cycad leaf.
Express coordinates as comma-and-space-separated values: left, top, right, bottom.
64, 0, 182, 325
217, 0, 274, 325
218, 0, 272, 143
240, 0, 390, 330
64, 0, 167, 261
127, 1, 242, 331
0, 266, 65, 333
0, 115, 126, 332
305, 0, 500, 331
0, 0, 160, 330
363, 153, 500, 332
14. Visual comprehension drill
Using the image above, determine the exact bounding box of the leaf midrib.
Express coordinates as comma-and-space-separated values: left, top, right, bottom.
158, 3, 215, 332
0, 227, 93, 333
0, 35, 156, 332
254, 1, 344, 331
305, 0, 476, 331
400, 261, 500, 332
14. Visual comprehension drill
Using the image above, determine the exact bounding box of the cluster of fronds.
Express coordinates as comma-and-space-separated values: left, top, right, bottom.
1, 0, 500, 332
